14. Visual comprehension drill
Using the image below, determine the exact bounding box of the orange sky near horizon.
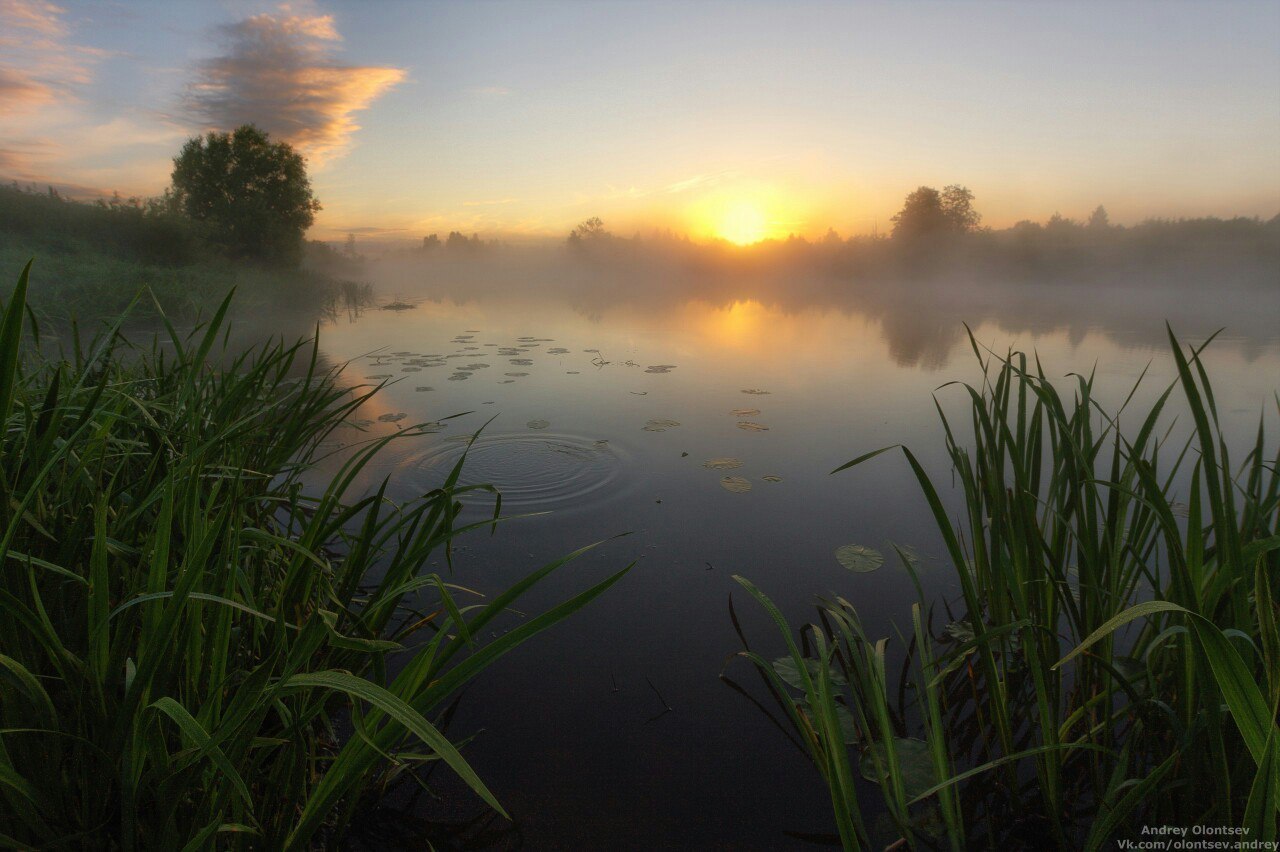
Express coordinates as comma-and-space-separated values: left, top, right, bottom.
1, 1, 1277, 245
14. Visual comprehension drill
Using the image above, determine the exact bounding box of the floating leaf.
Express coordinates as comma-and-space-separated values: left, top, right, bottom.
644, 365, 677, 374
737, 421, 770, 432
859, 738, 937, 800
773, 656, 848, 689
642, 419, 681, 432
741, 388, 771, 395
730, 408, 761, 416
377, 413, 406, 423
702, 457, 743, 470
505, 372, 529, 377
414, 386, 433, 392
761, 475, 783, 483
720, 476, 752, 493
835, 544, 883, 573
526, 419, 550, 430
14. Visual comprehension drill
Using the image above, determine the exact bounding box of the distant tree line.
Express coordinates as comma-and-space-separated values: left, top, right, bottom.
547, 185, 1278, 283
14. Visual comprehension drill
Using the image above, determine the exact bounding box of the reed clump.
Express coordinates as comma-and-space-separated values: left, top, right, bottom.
733, 328, 1279, 849
0, 261, 628, 849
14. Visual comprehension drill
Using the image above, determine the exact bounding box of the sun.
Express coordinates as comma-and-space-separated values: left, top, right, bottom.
716, 202, 768, 245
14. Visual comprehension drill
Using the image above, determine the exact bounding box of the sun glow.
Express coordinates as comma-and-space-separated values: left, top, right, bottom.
716, 202, 769, 245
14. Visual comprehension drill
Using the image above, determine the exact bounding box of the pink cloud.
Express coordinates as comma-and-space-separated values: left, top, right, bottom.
186, 10, 406, 166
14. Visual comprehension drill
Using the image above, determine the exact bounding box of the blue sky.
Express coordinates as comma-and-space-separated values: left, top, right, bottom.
2, 0, 1277, 240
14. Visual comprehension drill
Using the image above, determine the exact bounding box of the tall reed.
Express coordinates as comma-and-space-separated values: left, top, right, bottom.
0, 261, 629, 849
733, 328, 1279, 849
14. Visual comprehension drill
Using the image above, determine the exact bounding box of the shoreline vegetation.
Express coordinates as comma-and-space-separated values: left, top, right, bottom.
0, 182, 367, 327
732, 330, 1280, 849
0, 263, 629, 849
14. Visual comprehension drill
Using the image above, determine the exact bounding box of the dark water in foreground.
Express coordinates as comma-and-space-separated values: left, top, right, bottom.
304, 277, 1280, 849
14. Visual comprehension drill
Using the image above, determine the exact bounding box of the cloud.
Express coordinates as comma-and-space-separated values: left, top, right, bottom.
185, 8, 406, 166
0, 0, 102, 112
0, 0, 64, 36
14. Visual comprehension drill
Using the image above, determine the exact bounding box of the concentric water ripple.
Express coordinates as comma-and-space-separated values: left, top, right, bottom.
395, 432, 632, 510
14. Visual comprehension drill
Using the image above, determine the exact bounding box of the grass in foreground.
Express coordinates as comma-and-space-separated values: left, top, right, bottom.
732, 329, 1279, 849
0, 261, 629, 849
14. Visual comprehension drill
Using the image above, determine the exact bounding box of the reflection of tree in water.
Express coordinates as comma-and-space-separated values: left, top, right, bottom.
366, 242, 1280, 370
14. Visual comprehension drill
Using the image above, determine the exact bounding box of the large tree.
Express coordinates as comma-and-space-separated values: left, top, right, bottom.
891, 184, 981, 238
169, 125, 320, 266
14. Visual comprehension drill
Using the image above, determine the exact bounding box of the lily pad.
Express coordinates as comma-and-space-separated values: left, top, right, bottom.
414, 386, 434, 392
761, 474, 783, 483
365, 374, 393, 380
859, 738, 937, 800
377, 413, 406, 423
741, 388, 771, 395
505, 372, 529, 377
702, 457, 744, 470
835, 544, 884, 573
642, 419, 681, 432
773, 656, 848, 690
526, 419, 550, 430
719, 476, 752, 493
730, 408, 761, 416
548, 347, 570, 354
509, 358, 534, 366
736, 421, 770, 432
645, 365, 677, 374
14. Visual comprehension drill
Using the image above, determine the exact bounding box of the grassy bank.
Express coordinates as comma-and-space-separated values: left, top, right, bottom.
0, 263, 628, 849
734, 331, 1280, 849
0, 184, 361, 325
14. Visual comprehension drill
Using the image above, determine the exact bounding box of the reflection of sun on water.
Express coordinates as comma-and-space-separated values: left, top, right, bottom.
703, 299, 766, 348
716, 202, 768, 245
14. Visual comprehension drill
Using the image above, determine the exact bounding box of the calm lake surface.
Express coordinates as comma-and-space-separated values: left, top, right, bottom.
304, 273, 1280, 850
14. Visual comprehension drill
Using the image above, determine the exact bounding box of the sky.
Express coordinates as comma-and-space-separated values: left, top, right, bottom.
1, 0, 1278, 242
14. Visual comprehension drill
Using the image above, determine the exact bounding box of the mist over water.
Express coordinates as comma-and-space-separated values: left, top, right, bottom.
300, 248, 1279, 848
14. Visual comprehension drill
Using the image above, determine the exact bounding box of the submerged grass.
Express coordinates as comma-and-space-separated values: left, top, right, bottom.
732, 328, 1279, 848
0, 261, 629, 849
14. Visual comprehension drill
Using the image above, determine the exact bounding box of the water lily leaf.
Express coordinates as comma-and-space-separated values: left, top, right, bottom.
719, 476, 752, 493
526, 419, 550, 430
737, 421, 769, 432
377, 413, 406, 423
730, 408, 761, 416
761, 475, 783, 483
741, 388, 771, 395
642, 419, 681, 432
773, 656, 848, 690
859, 738, 937, 800
835, 544, 883, 573
702, 457, 743, 470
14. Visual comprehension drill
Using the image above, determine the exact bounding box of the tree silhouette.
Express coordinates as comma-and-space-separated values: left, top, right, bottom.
891, 185, 981, 238
940, 184, 981, 232
890, 187, 948, 238
169, 125, 320, 266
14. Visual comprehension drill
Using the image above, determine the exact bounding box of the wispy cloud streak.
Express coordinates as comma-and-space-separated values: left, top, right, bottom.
0, 0, 102, 112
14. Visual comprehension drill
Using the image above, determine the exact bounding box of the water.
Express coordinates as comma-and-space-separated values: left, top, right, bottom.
307, 273, 1280, 849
